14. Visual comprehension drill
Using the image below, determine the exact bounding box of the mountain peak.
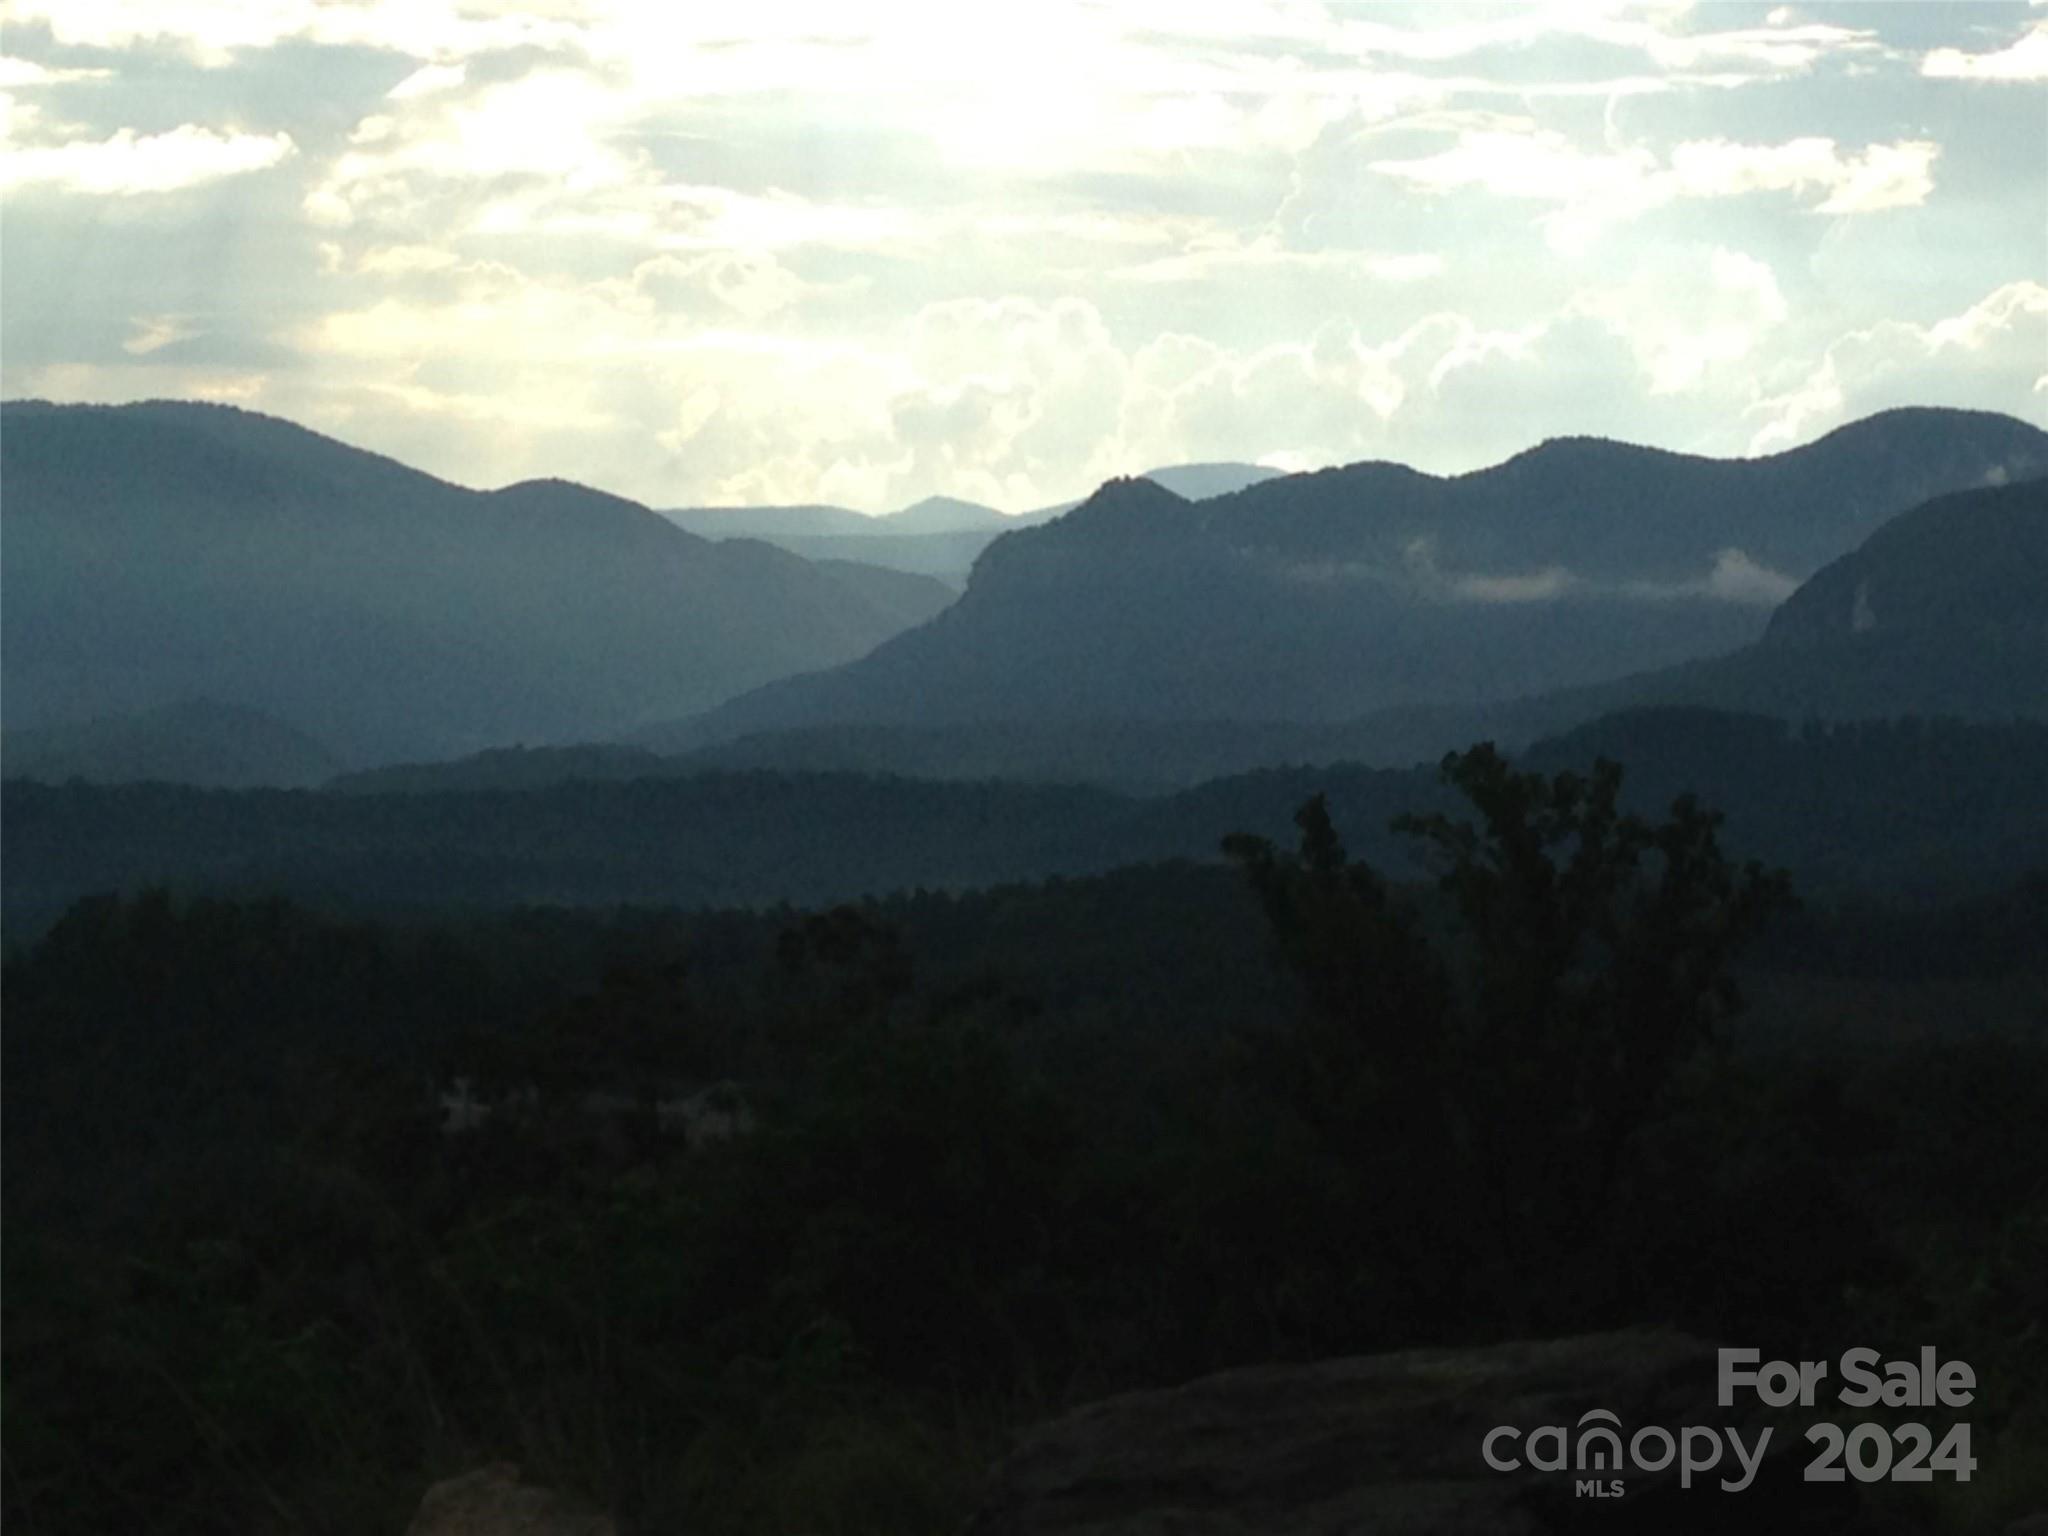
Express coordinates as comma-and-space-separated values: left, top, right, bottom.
1491, 434, 1685, 474
887, 494, 1007, 532
1042, 475, 1195, 543
489, 476, 652, 514
900, 494, 987, 515
1085, 474, 1192, 511
1801, 403, 2037, 445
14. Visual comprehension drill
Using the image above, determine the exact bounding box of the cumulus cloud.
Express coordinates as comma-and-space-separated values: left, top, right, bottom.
1, 3, 2039, 511
267, 245, 2000, 512
1127, 316, 1445, 469
244, 276, 1550, 510
301, 58, 926, 270
1577, 247, 1789, 394
627, 251, 813, 321
889, 296, 1133, 506
304, 67, 637, 230
1746, 281, 2048, 453
1926, 280, 2048, 352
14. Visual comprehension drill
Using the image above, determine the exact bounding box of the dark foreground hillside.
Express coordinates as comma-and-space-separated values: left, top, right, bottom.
5, 746, 2045, 1533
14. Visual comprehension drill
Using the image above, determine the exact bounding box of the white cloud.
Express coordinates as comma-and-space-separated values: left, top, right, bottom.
0, 56, 113, 87
1454, 566, 1578, 603
122, 315, 201, 355
387, 63, 467, 101
1144, 322, 1397, 456
354, 244, 462, 275
2, 0, 585, 67
1744, 354, 1843, 456
260, 268, 1572, 510
1577, 247, 1789, 394
1810, 140, 1940, 213
1602, 548, 1800, 604
1373, 128, 1655, 204
1, 2, 2038, 512
279, 273, 1129, 510
1923, 21, 2048, 81
626, 250, 814, 321
2, 0, 312, 63
305, 67, 634, 231
1628, 19, 1879, 73
1669, 137, 1938, 213
2, 124, 296, 194
1324, 7, 1878, 76
1747, 281, 2048, 453
65, 0, 1831, 100
1925, 279, 2048, 352
302, 61, 925, 267
1113, 237, 1443, 287
1390, 539, 1796, 608
1701, 549, 1799, 605
1376, 129, 1939, 250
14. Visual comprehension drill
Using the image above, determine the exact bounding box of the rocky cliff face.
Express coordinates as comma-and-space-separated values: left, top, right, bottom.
968, 1329, 1909, 1535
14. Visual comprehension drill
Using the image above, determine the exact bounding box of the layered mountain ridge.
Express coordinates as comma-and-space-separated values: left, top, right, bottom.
6, 399, 2040, 787
660, 463, 1282, 584
0, 399, 957, 765
658, 406, 2046, 751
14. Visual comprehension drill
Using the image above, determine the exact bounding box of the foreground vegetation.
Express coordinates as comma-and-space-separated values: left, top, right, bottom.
5, 749, 2046, 1532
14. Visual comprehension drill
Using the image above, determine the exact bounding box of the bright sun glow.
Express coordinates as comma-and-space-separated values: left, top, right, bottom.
1, 0, 2043, 507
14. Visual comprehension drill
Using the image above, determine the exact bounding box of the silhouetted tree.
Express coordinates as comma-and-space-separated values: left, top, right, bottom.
1227, 744, 1791, 1329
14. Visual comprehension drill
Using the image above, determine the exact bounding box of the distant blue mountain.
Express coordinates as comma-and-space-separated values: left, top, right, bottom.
652, 407, 2048, 750
661, 464, 1284, 585
1, 400, 955, 767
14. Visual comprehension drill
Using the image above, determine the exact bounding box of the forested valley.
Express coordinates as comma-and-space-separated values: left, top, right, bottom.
7, 746, 2045, 1533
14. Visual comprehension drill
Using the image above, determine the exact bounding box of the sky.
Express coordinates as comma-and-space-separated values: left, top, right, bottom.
2, 2, 2044, 513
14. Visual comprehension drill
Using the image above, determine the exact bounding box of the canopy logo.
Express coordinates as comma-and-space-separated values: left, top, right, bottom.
1481, 1409, 1768, 1497
1481, 1346, 1979, 1499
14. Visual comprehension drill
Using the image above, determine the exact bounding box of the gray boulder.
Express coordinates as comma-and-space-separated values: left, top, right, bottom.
405, 1463, 614, 1536
969, 1328, 1908, 1534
